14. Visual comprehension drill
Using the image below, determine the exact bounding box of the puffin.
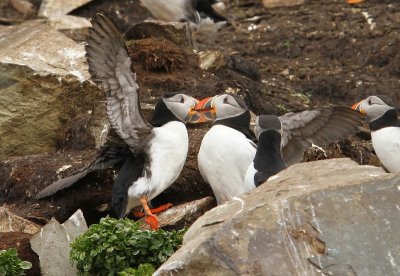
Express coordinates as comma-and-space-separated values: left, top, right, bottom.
140, 0, 226, 24
36, 13, 205, 230
352, 95, 400, 173
196, 94, 364, 204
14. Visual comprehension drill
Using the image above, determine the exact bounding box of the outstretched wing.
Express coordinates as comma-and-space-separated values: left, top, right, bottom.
280, 107, 364, 166
86, 13, 151, 152
34, 142, 129, 199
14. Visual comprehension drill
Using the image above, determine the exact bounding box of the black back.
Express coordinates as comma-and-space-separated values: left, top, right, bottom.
253, 130, 287, 186
110, 152, 146, 218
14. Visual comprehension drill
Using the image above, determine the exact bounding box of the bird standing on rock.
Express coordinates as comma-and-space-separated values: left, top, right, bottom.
195, 94, 364, 204
352, 95, 400, 173
36, 13, 206, 230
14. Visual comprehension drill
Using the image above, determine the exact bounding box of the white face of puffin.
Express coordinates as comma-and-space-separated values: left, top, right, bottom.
194, 94, 247, 121
163, 93, 206, 123
352, 95, 395, 122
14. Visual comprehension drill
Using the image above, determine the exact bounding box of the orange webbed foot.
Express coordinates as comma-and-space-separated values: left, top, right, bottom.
133, 203, 173, 218
347, 0, 364, 4
151, 203, 173, 214
145, 214, 159, 230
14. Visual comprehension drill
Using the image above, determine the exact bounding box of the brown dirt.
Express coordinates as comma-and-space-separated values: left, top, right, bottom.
0, 232, 40, 275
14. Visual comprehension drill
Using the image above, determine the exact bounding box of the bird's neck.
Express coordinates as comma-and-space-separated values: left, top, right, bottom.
253, 130, 287, 185
214, 110, 256, 141
151, 100, 180, 127
369, 108, 400, 131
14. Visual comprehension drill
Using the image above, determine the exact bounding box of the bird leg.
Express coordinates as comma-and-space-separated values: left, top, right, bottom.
133, 203, 173, 218
140, 196, 159, 230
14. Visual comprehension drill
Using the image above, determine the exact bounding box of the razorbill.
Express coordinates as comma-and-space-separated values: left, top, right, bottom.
35, 13, 205, 230
196, 94, 364, 203
352, 95, 400, 173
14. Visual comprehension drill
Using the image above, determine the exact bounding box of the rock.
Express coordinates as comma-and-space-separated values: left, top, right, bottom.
0, 207, 40, 234
155, 158, 400, 275
38, 0, 92, 18
10, 0, 34, 15
46, 15, 91, 41
262, 0, 305, 8
126, 20, 195, 49
198, 51, 260, 80
30, 209, 88, 276
198, 51, 226, 71
0, 20, 106, 159
139, 197, 216, 230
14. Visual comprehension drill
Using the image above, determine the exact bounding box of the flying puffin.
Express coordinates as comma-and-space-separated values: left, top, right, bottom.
36, 13, 205, 230
140, 0, 226, 24
352, 95, 400, 173
196, 94, 364, 204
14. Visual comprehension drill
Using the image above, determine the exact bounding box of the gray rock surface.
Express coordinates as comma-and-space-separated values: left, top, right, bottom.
30, 209, 88, 276
38, 0, 92, 18
0, 20, 106, 159
0, 207, 39, 234
155, 158, 400, 275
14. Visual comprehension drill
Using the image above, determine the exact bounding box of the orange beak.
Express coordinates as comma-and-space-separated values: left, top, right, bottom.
195, 97, 216, 121
351, 100, 366, 114
184, 97, 207, 123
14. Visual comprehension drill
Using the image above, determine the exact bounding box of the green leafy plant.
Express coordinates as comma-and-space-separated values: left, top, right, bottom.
0, 248, 32, 276
117, 264, 155, 276
70, 217, 185, 275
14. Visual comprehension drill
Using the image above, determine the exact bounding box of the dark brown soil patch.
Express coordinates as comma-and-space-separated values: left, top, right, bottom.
0, 232, 40, 276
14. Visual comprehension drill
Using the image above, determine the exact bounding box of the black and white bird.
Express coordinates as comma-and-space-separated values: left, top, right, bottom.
140, 0, 226, 24
196, 94, 256, 204
243, 115, 287, 188
196, 94, 364, 204
35, 13, 205, 230
352, 95, 400, 173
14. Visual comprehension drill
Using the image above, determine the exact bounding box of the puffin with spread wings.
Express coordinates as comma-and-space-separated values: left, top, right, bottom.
35, 13, 205, 230
195, 94, 364, 204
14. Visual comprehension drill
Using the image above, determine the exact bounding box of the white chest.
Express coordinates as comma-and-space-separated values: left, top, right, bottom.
128, 121, 189, 200
198, 125, 257, 204
371, 127, 400, 173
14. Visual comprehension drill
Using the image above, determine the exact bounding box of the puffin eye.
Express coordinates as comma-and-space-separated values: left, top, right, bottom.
180, 96, 185, 103
223, 97, 228, 104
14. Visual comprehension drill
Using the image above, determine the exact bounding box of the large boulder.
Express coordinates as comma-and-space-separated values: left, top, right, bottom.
155, 158, 400, 275
0, 20, 106, 159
